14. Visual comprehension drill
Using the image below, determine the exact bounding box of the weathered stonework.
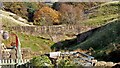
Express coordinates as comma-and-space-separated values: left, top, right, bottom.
9, 25, 92, 42
11, 25, 93, 34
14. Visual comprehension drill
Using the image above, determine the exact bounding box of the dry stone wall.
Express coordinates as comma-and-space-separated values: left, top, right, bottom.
9, 25, 92, 42
9, 25, 91, 35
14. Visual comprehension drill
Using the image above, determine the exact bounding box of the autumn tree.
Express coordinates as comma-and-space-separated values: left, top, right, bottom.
52, 2, 102, 25
33, 6, 61, 25
59, 3, 84, 24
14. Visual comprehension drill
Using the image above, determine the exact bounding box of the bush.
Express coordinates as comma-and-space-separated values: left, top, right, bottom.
56, 56, 83, 68
30, 55, 53, 68
33, 6, 61, 25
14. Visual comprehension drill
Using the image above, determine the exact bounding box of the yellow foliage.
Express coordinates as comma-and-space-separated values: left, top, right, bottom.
34, 6, 61, 24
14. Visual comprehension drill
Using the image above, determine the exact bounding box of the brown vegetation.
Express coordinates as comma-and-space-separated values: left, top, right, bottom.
59, 3, 84, 24
34, 6, 61, 25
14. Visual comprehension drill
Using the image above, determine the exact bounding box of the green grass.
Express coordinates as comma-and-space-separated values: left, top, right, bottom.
69, 20, 120, 61
2, 2, 120, 60
71, 20, 120, 50
82, 2, 119, 26
76, 2, 120, 50
83, 14, 118, 26
3, 32, 55, 54
18, 32, 54, 53
52, 2, 120, 52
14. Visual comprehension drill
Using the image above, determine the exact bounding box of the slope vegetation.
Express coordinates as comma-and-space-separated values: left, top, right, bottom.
71, 20, 120, 62
51, 2, 120, 62
83, 1, 119, 27
0, 10, 31, 27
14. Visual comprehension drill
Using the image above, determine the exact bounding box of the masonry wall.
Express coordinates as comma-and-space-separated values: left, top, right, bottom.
10, 25, 91, 35
9, 25, 92, 42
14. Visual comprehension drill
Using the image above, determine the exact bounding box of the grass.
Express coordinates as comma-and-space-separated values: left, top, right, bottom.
52, 2, 120, 51
70, 20, 120, 61
0, 10, 19, 27
3, 31, 55, 54
52, 2, 120, 52
71, 20, 120, 50
82, 2, 119, 27
1, 10, 55, 54
2, 17, 20, 27
18, 32, 55, 53
2, 2, 120, 61
83, 14, 118, 26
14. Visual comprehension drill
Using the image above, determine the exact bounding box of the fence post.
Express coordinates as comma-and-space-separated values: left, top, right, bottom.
0, 59, 1, 63
0, 60, 1, 68
11, 59, 14, 63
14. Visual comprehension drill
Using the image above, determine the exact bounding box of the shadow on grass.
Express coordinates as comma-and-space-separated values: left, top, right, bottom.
51, 25, 101, 51
51, 20, 120, 62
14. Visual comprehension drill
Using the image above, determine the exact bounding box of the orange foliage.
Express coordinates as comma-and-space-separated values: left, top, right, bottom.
34, 6, 61, 25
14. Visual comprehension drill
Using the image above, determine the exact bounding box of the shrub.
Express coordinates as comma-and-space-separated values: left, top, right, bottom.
30, 55, 53, 68
33, 6, 61, 25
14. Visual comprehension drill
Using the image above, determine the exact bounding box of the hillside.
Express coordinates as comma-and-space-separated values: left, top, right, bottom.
52, 1, 119, 48
70, 2, 120, 62
0, 10, 55, 58
82, 1, 119, 27
70, 20, 120, 62
51, 2, 120, 62
0, 2, 120, 66
0, 10, 31, 27
2, 31, 55, 58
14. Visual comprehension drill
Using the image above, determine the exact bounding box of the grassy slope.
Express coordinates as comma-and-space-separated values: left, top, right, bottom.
54, 2, 120, 61
1, 10, 54, 54
68, 2, 120, 61
71, 20, 120, 50
52, 2, 120, 50
17, 32, 54, 53
70, 2, 120, 49
70, 20, 120, 61
2, 2, 119, 56
3, 31, 55, 54
82, 2, 119, 27
1, 10, 30, 27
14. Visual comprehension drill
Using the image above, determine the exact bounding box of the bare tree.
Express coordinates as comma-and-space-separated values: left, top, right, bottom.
59, 3, 84, 25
